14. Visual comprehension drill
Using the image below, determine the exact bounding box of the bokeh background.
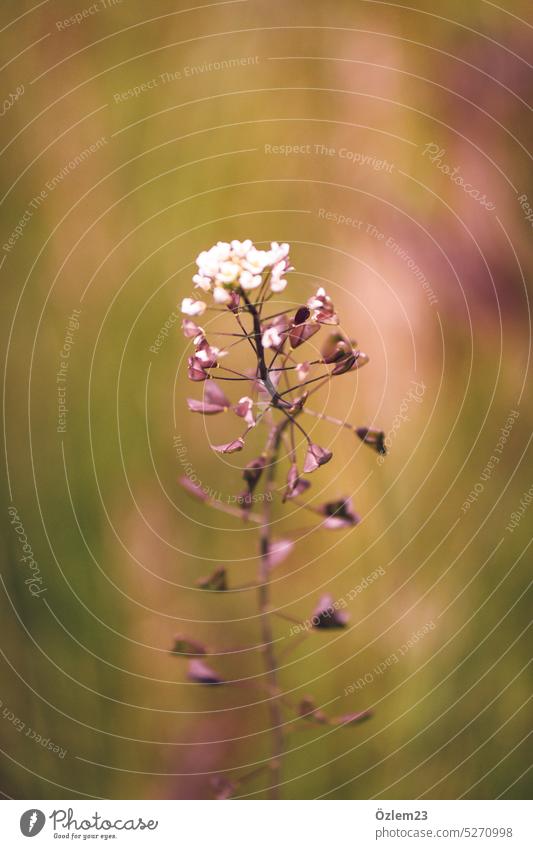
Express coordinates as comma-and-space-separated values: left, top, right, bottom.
0, 0, 531, 800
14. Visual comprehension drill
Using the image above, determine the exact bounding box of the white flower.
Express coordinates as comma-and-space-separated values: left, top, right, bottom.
216, 261, 241, 284
212, 286, 231, 304
262, 326, 283, 348
196, 250, 219, 278
239, 270, 262, 290
190, 239, 293, 303
193, 274, 211, 291
231, 239, 252, 257
242, 247, 270, 275
214, 241, 231, 260
181, 297, 206, 316
268, 242, 290, 264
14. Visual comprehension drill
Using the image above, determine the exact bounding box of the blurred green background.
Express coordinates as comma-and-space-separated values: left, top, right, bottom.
0, 0, 531, 799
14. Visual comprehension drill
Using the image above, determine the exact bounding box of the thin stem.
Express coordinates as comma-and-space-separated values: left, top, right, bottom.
303, 406, 355, 431
241, 292, 291, 409
256, 419, 292, 799
277, 372, 331, 397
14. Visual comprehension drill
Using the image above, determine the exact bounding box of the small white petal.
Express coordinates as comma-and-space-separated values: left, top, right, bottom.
213, 286, 231, 304
182, 298, 206, 316
193, 274, 211, 291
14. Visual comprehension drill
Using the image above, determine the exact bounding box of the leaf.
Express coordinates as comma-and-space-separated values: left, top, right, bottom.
196, 567, 228, 591
332, 710, 372, 726
212, 437, 245, 454
171, 635, 207, 656
188, 659, 223, 685
312, 594, 349, 629
303, 443, 333, 473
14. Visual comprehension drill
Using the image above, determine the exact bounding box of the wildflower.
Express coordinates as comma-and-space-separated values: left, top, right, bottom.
175, 238, 384, 797
181, 297, 206, 316
190, 239, 293, 303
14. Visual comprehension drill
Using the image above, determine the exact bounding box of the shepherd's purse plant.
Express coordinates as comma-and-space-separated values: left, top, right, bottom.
173, 239, 385, 799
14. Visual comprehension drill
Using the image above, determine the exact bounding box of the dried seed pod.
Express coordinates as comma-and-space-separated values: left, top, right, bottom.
319, 498, 360, 529
188, 659, 223, 685
196, 568, 228, 591
356, 427, 386, 455
303, 443, 333, 473
171, 635, 207, 656
312, 594, 349, 629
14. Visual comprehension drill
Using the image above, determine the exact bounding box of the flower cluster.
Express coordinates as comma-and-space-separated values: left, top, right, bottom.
180, 240, 383, 474
182, 239, 292, 314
